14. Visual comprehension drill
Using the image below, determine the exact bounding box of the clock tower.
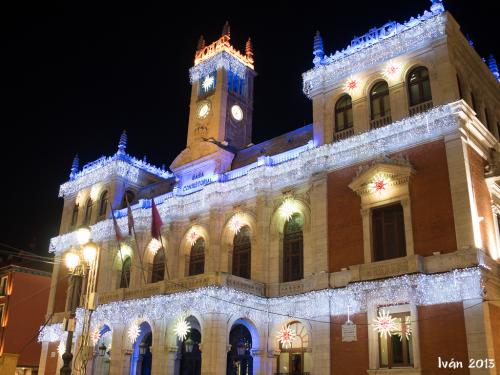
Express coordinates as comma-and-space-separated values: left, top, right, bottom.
170, 23, 256, 190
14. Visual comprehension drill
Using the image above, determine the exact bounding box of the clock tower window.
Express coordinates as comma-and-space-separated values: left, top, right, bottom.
228, 70, 245, 96
198, 72, 217, 97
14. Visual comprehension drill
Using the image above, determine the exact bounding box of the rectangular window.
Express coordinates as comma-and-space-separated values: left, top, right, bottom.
0, 303, 5, 326
378, 309, 413, 368
0, 276, 7, 296
372, 203, 406, 261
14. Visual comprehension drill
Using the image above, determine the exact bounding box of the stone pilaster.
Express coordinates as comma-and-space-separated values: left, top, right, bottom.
254, 194, 272, 283
200, 313, 229, 375
308, 172, 328, 275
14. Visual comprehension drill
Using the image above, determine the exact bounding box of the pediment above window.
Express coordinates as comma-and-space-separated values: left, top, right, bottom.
348, 155, 414, 198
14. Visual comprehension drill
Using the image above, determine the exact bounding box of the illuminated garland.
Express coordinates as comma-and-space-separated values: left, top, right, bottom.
189, 51, 249, 83
51, 104, 462, 254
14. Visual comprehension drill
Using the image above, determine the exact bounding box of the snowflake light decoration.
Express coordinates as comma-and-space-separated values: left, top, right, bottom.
202, 75, 215, 92
228, 213, 245, 234
383, 62, 400, 79
173, 317, 191, 341
127, 322, 141, 344
148, 238, 162, 255
369, 174, 388, 194
90, 328, 101, 346
373, 309, 398, 338
187, 229, 200, 245
395, 315, 412, 341
344, 77, 360, 93
277, 325, 297, 349
58, 341, 65, 357
278, 198, 300, 221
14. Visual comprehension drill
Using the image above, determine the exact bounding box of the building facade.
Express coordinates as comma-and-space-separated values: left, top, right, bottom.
38, 1, 500, 374
1, 264, 51, 375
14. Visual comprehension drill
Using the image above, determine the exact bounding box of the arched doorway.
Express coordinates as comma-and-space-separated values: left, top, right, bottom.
179, 316, 202, 375
277, 321, 310, 375
227, 324, 253, 375
91, 325, 112, 375
130, 322, 152, 375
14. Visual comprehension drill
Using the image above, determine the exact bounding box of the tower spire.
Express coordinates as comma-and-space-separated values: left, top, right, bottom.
313, 31, 325, 67
69, 154, 79, 180
197, 35, 205, 50
222, 21, 230, 38
488, 54, 500, 81
117, 130, 127, 155
245, 37, 253, 60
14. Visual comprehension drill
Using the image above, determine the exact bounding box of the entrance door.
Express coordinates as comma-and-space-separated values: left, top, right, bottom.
290, 353, 303, 375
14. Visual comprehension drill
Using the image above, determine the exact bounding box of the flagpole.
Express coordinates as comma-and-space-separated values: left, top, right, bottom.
110, 202, 128, 288
151, 198, 170, 281
126, 196, 148, 285
158, 232, 171, 280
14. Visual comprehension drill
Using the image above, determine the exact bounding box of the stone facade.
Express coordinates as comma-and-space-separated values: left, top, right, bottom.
38, 2, 500, 375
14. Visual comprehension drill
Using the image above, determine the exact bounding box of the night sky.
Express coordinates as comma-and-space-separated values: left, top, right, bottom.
2, 0, 497, 258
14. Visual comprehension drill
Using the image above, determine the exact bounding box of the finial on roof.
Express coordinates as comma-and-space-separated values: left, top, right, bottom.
313, 31, 325, 67
197, 35, 205, 50
430, 0, 444, 14
118, 130, 127, 155
245, 38, 253, 59
488, 55, 500, 81
222, 21, 230, 37
69, 154, 79, 180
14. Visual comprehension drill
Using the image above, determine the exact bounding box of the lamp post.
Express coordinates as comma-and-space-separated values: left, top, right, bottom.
60, 226, 99, 375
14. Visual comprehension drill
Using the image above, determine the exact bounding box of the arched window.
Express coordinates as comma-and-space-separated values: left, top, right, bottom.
120, 257, 131, 288
283, 213, 304, 282
408, 66, 432, 107
335, 95, 353, 132
84, 198, 93, 225
151, 250, 165, 283
98, 191, 108, 219
70, 204, 79, 229
277, 321, 310, 374
232, 226, 251, 279
189, 238, 205, 276
370, 81, 391, 124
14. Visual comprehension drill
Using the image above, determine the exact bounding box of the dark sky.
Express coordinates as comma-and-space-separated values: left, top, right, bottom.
2, 0, 497, 257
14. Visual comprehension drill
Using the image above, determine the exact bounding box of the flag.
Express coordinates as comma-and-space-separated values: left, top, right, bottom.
125, 195, 134, 236
110, 203, 123, 242
151, 198, 163, 240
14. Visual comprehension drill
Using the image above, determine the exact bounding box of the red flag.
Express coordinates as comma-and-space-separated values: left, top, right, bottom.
110, 203, 123, 242
125, 196, 134, 236
151, 198, 163, 240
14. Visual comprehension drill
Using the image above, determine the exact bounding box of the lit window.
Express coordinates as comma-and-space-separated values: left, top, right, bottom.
189, 237, 205, 276
283, 213, 304, 282
98, 191, 108, 219
232, 226, 251, 279
370, 81, 391, 120
84, 198, 93, 225
151, 251, 165, 283
335, 94, 353, 132
120, 257, 131, 288
408, 66, 432, 107
377, 307, 414, 368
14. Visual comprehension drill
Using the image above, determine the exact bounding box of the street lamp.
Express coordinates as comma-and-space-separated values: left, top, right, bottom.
98, 343, 107, 357
184, 338, 194, 353
139, 342, 147, 356
60, 229, 100, 375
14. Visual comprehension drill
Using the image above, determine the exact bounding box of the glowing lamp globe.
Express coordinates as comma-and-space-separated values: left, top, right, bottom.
65, 251, 80, 272
83, 241, 98, 264
76, 226, 91, 245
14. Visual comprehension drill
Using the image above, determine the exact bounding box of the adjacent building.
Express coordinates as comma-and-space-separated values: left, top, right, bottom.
38, 1, 500, 374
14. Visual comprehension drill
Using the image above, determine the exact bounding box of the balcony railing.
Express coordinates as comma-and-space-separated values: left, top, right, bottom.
409, 100, 433, 116
333, 127, 354, 141
370, 114, 392, 129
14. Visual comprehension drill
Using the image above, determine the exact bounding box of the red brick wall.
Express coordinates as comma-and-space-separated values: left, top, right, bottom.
328, 140, 457, 271
418, 302, 469, 374
44, 342, 60, 375
331, 313, 369, 375
3, 271, 50, 367
468, 147, 497, 257
488, 303, 500, 371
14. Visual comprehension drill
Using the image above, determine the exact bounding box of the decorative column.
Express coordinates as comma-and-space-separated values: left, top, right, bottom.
151, 321, 168, 375
207, 209, 223, 273
200, 313, 229, 375
254, 194, 272, 284
109, 324, 129, 375
250, 349, 266, 375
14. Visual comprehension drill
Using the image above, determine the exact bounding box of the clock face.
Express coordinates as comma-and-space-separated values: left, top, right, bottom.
231, 104, 243, 121
197, 101, 211, 119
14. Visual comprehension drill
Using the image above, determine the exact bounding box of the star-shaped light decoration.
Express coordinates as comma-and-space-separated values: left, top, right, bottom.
344, 77, 360, 94
276, 325, 297, 349
278, 198, 300, 221
369, 174, 388, 194
58, 341, 65, 357
148, 238, 162, 255
202, 75, 215, 92
90, 328, 101, 346
173, 316, 191, 341
395, 315, 412, 341
127, 322, 141, 344
373, 309, 398, 338
228, 213, 245, 235
383, 62, 400, 79
187, 229, 200, 246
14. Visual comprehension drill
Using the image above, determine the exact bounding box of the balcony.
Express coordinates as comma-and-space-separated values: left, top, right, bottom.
370, 114, 392, 129
409, 100, 433, 116
333, 127, 354, 141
